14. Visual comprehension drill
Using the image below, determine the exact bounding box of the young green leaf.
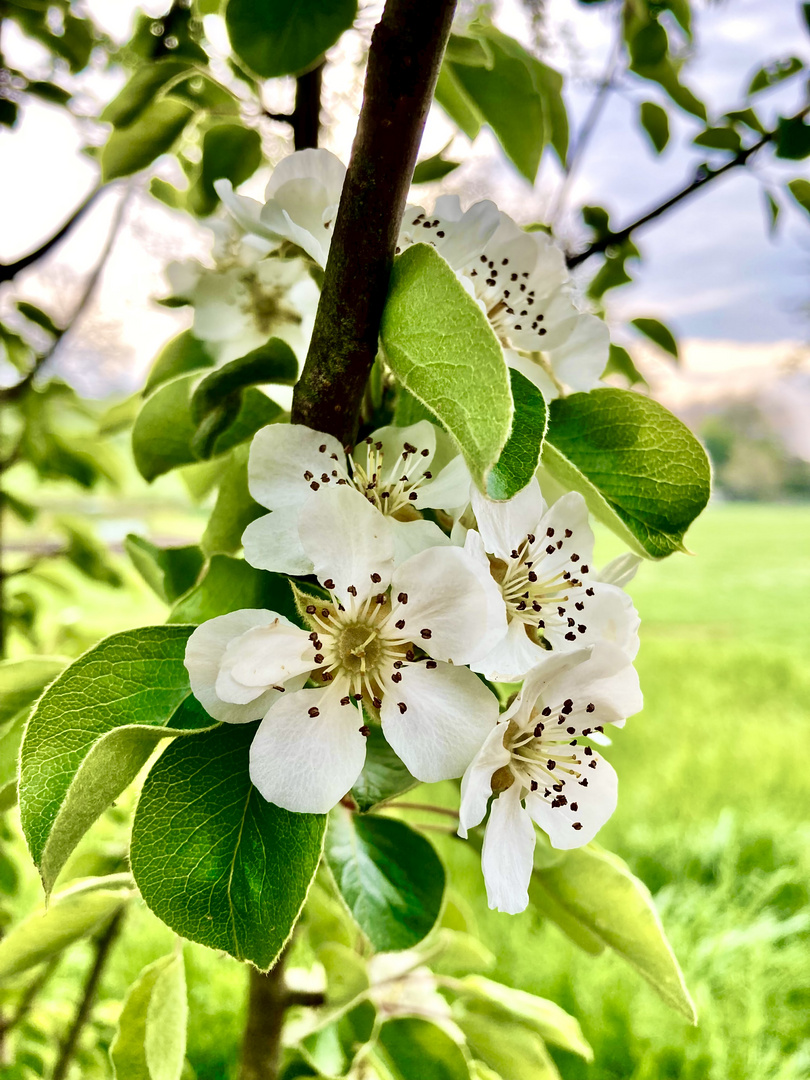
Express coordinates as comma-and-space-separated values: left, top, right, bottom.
380, 244, 512, 492
325, 808, 445, 951
747, 57, 803, 95
130, 724, 325, 969
787, 178, 810, 218
189, 123, 262, 217
631, 317, 679, 359
101, 59, 189, 128
110, 952, 188, 1080
0, 656, 66, 726
532, 843, 697, 1022
144, 331, 215, 397
226, 0, 357, 78
543, 389, 711, 558
377, 1018, 470, 1080
190, 338, 298, 423
639, 101, 670, 153
350, 725, 417, 813
101, 98, 194, 182
434, 65, 482, 141
412, 152, 462, 185
776, 115, 810, 161
167, 555, 298, 625
603, 343, 647, 387
19, 626, 213, 895
124, 536, 204, 604
485, 368, 548, 501
693, 126, 742, 153
455, 1010, 558, 1080
451, 975, 592, 1060
764, 190, 781, 233
201, 446, 264, 556
0, 879, 132, 981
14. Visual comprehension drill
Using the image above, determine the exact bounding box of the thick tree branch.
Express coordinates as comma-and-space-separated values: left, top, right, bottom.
291, 0, 458, 443
566, 106, 810, 269
0, 186, 101, 285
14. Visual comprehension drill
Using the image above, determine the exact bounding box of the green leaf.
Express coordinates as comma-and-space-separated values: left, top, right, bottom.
226, 0, 357, 78
627, 19, 668, 68
19, 626, 213, 896
168, 555, 298, 624
764, 189, 781, 233
130, 724, 325, 968
486, 368, 548, 501
190, 338, 298, 423
111, 952, 188, 1080
377, 1018, 470, 1080
0, 657, 65, 727
603, 343, 647, 387
639, 101, 670, 152
434, 66, 482, 141
101, 98, 194, 182
542, 389, 710, 558
101, 59, 190, 128
452, 976, 592, 1060
412, 152, 461, 185
0, 98, 18, 128
380, 244, 512, 492
16, 301, 61, 337
350, 725, 417, 812
325, 808, 445, 951
787, 178, 810, 218
125, 535, 204, 603
445, 33, 493, 68
0, 711, 27, 805
747, 57, 803, 95
302, 944, 376, 1075
456, 1010, 559, 1080
0, 879, 132, 981
144, 331, 215, 396
188, 123, 263, 216
631, 316, 679, 359
723, 107, 765, 134
133, 373, 281, 481
775, 114, 810, 161
448, 33, 545, 182
803, 2, 810, 33
693, 126, 742, 153
26, 80, 73, 106
531, 844, 696, 1022
57, 516, 124, 588
201, 448, 263, 556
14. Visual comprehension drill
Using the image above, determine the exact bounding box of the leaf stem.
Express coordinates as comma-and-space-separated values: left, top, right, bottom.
566, 104, 810, 268
291, 0, 458, 444
387, 801, 459, 820
0, 187, 102, 285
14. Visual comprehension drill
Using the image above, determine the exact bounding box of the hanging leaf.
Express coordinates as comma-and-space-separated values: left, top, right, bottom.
377, 1018, 470, 1080
111, 952, 188, 1080
167, 555, 298, 625
639, 101, 670, 153
350, 725, 417, 813
124, 536, 204, 603
226, 0, 358, 78
101, 99, 195, 182
631, 317, 679, 359
485, 368, 548, 501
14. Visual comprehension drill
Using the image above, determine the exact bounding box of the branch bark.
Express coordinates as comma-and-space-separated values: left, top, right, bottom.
291, 0, 458, 444
566, 106, 809, 269
239, 959, 289, 1080
292, 63, 324, 151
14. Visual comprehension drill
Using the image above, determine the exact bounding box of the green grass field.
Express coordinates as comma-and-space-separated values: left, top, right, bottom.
4, 503, 809, 1079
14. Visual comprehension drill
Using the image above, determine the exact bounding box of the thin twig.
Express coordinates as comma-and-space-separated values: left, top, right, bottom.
0, 958, 61, 1039
566, 104, 810, 268
51, 909, 124, 1080
0, 183, 132, 404
387, 801, 459, 820
0, 187, 102, 285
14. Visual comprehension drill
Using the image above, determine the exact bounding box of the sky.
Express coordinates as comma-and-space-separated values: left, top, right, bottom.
1, 0, 809, 399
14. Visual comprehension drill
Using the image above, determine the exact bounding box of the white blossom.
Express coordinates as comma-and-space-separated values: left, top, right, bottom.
242, 419, 472, 573
462, 478, 640, 682
185, 486, 504, 814
166, 225, 318, 364
459, 644, 643, 914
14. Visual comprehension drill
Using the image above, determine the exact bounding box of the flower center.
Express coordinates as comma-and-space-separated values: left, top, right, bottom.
465, 253, 547, 348
348, 438, 432, 519
241, 271, 301, 334
335, 623, 384, 675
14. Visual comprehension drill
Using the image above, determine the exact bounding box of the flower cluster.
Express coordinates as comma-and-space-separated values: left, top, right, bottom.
183, 151, 642, 915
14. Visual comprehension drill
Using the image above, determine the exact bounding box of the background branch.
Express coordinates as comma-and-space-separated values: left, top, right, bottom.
567, 106, 809, 268
291, 0, 458, 444
0, 186, 102, 285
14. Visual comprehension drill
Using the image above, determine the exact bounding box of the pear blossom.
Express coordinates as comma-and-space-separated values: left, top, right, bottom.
463, 478, 640, 682
185, 486, 504, 814
242, 419, 471, 572
165, 223, 318, 364
459, 643, 643, 914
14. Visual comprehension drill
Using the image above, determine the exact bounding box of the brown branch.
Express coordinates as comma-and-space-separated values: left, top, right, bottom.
292, 63, 324, 151
0, 186, 102, 285
291, 0, 458, 444
239, 954, 289, 1080
566, 106, 810, 269
51, 909, 124, 1080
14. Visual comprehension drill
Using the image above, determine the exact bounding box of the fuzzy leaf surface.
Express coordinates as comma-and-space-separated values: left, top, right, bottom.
111, 951, 188, 1080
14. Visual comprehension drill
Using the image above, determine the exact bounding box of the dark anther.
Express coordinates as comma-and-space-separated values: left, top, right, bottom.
308, 707, 320, 717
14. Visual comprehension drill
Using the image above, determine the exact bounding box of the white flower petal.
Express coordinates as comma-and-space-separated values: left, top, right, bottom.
390, 518, 452, 566
526, 751, 617, 849
299, 485, 394, 602
185, 609, 288, 724
458, 723, 510, 838
481, 783, 535, 914
414, 453, 471, 513
544, 582, 640, 660
248, 424, 347, 510
543, 642, 643, 724
534, 491, 594, 578
250, 687, 366, 813
215, 180, 275, 239
380, 661, 498, 782
506, 349, 559, 400
218, 620, 313, 690
265, 148, 346, 207
545, 313, 609, 392
437, 199, 501, 270
389, 545, 504, 664
242, 511, 313, 576
472, 614, 547, 682
360, 420, 436, 487
471, 478, 546, 561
